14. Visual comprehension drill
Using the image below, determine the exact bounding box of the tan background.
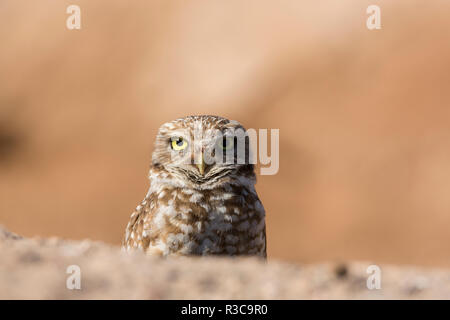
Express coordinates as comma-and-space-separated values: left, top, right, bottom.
1, 0, 450, 267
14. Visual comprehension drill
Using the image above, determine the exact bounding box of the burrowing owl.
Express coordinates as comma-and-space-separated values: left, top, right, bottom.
122, 115, 266, 258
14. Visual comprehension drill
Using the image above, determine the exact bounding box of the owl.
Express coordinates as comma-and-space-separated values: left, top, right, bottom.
122, 115, 266, 258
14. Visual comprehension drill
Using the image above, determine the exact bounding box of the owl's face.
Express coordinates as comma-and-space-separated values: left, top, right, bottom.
152, 115, 253, 186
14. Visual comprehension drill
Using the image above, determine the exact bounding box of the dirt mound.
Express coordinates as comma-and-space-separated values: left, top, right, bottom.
1, 225, 449, 299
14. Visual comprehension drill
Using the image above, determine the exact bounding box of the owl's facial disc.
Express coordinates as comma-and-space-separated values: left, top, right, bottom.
152, 116, 252, 186
166, 136, 239, 183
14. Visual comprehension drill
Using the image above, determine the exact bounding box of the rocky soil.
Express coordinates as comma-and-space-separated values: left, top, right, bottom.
1, 226, 450, 299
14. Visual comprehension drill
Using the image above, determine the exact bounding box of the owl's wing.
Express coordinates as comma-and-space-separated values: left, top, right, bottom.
121, 193, 155, 252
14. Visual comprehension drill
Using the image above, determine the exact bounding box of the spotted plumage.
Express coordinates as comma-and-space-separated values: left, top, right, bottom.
122, 115, 266, 258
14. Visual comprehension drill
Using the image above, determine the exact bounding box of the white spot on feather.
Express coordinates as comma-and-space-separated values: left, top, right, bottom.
189, 193, 203, 203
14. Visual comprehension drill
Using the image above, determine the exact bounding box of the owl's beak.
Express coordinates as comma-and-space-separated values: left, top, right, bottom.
196, 153, 206, 176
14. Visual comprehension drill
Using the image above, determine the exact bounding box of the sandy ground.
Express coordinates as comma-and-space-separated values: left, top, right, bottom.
1, 225, 450, 300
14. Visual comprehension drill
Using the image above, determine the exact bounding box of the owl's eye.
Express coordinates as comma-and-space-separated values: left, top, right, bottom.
219, 136, 234, 150
171, 137, 188, 151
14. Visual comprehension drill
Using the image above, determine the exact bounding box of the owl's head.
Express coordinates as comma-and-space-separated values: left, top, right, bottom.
151, 115, 254, 187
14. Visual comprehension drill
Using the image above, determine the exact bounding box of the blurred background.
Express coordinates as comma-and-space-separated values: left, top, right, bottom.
1, 0, 450, 267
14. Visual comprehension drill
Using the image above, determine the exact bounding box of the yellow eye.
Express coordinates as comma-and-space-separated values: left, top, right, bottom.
171, 137, 188, 151
219, 137, 234, 150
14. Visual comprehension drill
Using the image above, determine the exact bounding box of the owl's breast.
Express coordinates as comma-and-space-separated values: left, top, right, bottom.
146, 186, 266, 257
